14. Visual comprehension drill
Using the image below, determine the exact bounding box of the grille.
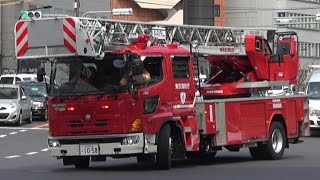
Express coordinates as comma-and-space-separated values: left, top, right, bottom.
95, 120, 107, 126
67, 121, 83, 128
0, 113, 9, 119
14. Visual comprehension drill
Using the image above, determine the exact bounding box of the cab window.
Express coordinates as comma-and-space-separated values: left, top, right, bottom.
172, 57, 190, 79
143, 57, 163, 86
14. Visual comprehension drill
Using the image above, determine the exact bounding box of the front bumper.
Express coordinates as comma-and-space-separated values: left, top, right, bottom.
48, 133, 157, 157
32, 108, 45, 118
0, 108, 20, 123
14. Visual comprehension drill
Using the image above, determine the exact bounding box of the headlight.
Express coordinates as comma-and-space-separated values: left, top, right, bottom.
143, 96, 159, 114
309, 109, 317, 116
121, 135, 140, 145
48, 139, 60, 148
10, 103, 18, 109
32, 101, 44, 108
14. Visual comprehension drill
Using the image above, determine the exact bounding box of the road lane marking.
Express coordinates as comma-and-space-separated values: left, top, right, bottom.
0, 127, 48, 130
19, 130, 27, 132
26, 152, 38, 155
32, 123, 48, 129
0, 135, 7, 138
5, 155, 21, 159
41, 148, 49, 152
9, 132, 17, 135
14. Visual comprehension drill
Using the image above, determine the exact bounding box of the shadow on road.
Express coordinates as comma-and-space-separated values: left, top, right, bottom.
51, 154, 301, 172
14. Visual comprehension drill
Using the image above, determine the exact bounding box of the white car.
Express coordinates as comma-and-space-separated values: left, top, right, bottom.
0, 74, 50, 84
0, 84, 32, 126
305, 70, 320, 130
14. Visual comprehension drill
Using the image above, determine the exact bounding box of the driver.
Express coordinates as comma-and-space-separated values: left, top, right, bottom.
59, 63, 97, 93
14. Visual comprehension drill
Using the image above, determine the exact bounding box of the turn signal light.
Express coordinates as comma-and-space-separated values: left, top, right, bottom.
129, 118, 142, 133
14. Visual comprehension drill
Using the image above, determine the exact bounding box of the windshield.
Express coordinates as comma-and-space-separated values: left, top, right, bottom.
307, 82, 320, 99
51, 56, 128, 96
22, 84, 47, 96
0, 87, 18, 99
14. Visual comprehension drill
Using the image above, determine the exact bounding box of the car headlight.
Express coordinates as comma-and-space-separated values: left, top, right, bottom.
309, 109, 317, 116
10, 103, 18, 109
32, 101, 44, 108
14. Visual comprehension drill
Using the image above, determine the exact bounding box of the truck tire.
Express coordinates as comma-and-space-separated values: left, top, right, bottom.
74, 157, 90, 169
137, 154, 156, 167
156, 124, 172, 169
265, 121, 286, 160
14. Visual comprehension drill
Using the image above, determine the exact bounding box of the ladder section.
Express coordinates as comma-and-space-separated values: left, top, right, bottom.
78, 18, 273, 56
14, 17, 275, 59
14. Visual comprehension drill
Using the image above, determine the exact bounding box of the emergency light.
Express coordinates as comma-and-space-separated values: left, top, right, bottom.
20, 11, 42, 20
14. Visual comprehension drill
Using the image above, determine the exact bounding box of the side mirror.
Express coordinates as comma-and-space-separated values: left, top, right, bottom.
21, 95, 27, 100
131, 58, 144, 75
37, 67, 45, 82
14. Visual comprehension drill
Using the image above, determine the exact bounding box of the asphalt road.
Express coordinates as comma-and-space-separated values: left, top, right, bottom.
0, 122, 319, 180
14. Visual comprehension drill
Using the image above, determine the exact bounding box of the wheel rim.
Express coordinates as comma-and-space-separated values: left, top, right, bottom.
271, 129, 283, 153
169, 137, 173, 153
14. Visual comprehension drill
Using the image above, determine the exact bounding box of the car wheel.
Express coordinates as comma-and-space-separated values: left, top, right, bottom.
15, 113, 23, 126
26, 111, 32, 124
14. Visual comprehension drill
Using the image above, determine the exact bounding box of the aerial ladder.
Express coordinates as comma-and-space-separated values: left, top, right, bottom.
15, 16, 299, 98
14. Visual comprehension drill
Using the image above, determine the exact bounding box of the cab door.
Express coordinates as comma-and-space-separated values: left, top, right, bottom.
171, 56, 196, 117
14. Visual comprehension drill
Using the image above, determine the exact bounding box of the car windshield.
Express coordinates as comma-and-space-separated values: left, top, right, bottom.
0, 87, 18, 99
0, 77, 14, 84
22, 84, 47, 96
51, 56, 128, 96
307, 82, 320, 99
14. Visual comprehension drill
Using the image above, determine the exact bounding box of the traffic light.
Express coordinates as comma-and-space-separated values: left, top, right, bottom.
20, 11, 42, 20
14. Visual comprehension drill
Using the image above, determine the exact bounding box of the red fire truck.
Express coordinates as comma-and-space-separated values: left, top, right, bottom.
14, 16, 309, 169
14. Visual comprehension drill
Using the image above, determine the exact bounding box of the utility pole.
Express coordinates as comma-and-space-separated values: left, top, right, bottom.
74, 0, 80, 17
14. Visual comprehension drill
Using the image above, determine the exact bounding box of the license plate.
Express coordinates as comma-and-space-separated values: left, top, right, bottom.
80, 144, 99, 156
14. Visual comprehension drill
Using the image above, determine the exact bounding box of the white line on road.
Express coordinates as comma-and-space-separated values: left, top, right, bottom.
0, 127, 48, 130
9, 132, 17, 135
19, 130, 27, 132
26, 152, 38, 155
41, 148, 49, 152
0, 135, 7, 138
4, 155, 21, 159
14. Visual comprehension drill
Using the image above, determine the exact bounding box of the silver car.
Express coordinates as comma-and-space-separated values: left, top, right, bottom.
0, 84, 32, 126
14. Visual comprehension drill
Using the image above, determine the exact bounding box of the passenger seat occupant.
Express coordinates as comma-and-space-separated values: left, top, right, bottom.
59, 64, 97, 93
120, 68, 150, 86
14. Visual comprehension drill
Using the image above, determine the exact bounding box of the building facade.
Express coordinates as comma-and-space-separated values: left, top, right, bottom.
111, 0, 226, 26
0, 0, 110, 73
